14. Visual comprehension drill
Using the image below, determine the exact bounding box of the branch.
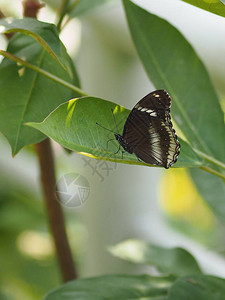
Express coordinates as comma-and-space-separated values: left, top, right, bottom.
24, 0, 77, 282
23, 0, 45, 18
0, 10, 14, 39
35, 139, 77, 281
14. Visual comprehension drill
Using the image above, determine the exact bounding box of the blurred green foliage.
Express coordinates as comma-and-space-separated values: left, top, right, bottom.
0, 174, 59, 299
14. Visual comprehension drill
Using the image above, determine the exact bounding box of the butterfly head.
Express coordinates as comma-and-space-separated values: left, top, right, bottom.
114, 133, 123, 143
115, 133, 133, 154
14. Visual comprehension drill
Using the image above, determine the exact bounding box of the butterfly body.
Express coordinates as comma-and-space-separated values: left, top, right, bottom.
114, 133, 133, 154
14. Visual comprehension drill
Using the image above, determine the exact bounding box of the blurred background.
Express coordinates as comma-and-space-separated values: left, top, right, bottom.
0, 0, 225, 299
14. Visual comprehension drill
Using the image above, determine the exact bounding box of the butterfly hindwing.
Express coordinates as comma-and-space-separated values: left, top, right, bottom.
122, 90, 180, 168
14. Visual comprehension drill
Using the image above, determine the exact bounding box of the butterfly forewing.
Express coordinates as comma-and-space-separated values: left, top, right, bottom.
122, 90, 180, 168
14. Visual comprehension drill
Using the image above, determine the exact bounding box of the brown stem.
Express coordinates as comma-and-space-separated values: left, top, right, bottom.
25, 0, 76, 281
0, 11, 14, 39
35, 139, 77, 281
23, 0, 45, 18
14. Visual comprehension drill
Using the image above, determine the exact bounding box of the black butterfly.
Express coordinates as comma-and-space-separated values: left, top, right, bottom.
97, 90, 180, 169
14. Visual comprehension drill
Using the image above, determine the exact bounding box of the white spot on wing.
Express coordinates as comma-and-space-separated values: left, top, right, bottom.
153, 93, 160, 98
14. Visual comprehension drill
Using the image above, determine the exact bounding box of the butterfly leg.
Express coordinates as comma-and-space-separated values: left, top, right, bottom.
114, 145, 121, 155
106, 138, 115, 150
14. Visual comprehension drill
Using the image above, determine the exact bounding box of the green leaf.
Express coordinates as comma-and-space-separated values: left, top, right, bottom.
68, 0, 113, 18
168, 275, 225, 300
180, 0, 225, 18
0, 17, 67, 68
189, 168, 225, 222
176, 140, 204, 168
109, 240, 202, 277
27, 97, 203, 168
0, 34, 80, 155
123, 0, 225, 176
43, 274, 174, 300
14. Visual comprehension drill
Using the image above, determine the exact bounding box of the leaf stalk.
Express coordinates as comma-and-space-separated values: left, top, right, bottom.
0, 49, 88, 96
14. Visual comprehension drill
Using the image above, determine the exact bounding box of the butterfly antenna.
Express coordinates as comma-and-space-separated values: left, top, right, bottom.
111, 108, 119, 132
96, 122, 115, 133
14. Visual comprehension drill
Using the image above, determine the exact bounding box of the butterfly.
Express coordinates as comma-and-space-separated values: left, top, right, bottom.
97, 90, 180, 169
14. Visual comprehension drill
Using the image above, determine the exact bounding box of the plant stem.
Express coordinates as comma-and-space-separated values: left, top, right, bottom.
0, 11, 14, 39
35, 138, 77, 281
22, 0, 45, 18
68, 0, 81, 13
23, 0, 77, 282
56, 0, 70, 31
194, 149, 225, 171
200, 166, 225, 181
0, 50, 88, 96
56, 0, 81, 32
